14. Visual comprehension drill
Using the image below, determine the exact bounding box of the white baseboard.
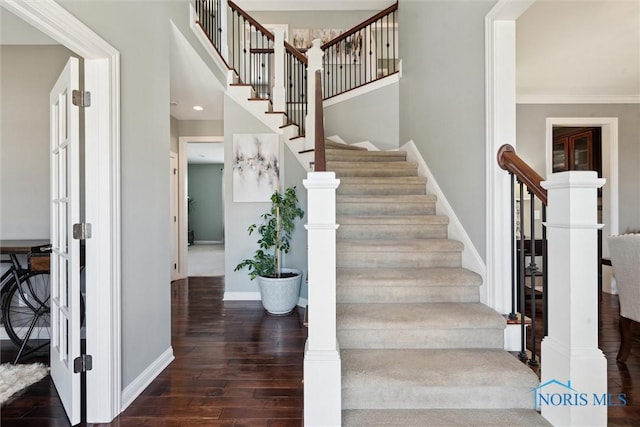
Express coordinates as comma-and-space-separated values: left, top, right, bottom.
192, 240, 224, 245
223, 291, 261, 301
121, 347, 174, 411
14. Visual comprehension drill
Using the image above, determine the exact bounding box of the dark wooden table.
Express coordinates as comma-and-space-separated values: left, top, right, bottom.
0, 239, 50, 254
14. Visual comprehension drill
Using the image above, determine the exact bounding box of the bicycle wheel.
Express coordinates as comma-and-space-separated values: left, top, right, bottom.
2, 271, 51, 352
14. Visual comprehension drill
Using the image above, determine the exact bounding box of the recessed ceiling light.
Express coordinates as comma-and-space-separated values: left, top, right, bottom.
193, 105, 204, 111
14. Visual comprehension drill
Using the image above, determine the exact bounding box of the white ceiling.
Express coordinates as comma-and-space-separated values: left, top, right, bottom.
516, 0, 640, 101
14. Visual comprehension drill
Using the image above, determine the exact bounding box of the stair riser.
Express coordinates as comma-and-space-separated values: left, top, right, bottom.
338, 224, 447, 240
336, 252, 461, 268
326, 153, 407, 162
337, 203, 436, 216
332, 168, 419, 177
338, 184, 426, 196
337, 286, 479, 304
337, 329, 504, 350
342, 386, 536, 410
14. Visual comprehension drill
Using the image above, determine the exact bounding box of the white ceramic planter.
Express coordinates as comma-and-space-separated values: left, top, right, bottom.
257, 268, 302, 315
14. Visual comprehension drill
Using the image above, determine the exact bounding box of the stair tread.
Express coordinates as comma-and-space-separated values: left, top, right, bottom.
337, 239, 464, 252
339, 176, 426, 184
342, 348, 539, 389
325, 140, 368, 151
328, 161, 418, 168
337, 215, 448, 225
337, 194, 437, 203
337, 302, 505, 330
343, 409, 551, 427
337, 267, 482, 287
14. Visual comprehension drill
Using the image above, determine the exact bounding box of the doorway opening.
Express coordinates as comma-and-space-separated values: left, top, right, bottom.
178, 137, 225, 279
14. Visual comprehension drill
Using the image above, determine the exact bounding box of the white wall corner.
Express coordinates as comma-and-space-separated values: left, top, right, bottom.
400, 141, 487, 301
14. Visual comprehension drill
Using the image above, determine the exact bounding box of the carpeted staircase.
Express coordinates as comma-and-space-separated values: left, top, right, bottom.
325, 141, 550, 426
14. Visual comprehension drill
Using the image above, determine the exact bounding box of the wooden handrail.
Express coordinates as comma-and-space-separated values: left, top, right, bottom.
497, 144, 547, 205
284, 41, 309, 65
314, 70, 326, 172
321, 1, 398, 51
228, 0, 274, 40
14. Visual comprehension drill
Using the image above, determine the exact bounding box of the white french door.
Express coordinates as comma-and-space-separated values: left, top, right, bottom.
50, 56, 82, 426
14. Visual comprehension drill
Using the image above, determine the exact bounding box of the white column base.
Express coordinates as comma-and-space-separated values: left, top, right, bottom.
540, 336, 608, 426
304, 342, 341, 427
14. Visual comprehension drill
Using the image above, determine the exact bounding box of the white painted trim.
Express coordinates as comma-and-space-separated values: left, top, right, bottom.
193, 240, 225, 245
545, 117, 619, 253
518, 94, 640, 104
0, 0, 122, 422
223, 291, 261, 301
400, 141, 487, 302
178, 136, 225, 280
120, 347, 174, 411
485, 0, 535, 314
322, 70, 401, 108
235, 0, 390, 11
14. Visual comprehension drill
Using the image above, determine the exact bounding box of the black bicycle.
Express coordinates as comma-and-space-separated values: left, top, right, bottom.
0, 243, 52, 363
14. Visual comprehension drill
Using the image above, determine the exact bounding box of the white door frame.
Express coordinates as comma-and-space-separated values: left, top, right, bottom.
1, 0, 122, 422
177, 136, 224, 280
485, 0, 536, 314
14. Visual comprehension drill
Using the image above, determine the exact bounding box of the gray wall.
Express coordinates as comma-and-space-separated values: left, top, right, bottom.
179, 119, 224, 137
58, 0, 208, 390
170, 115, 179, 153
188, 163, 224, 242
516, 103, 640, 233
325, 82, 399, 149
399, 0, 495, 261
224, 95, 308, 298
0, 45, 75, 240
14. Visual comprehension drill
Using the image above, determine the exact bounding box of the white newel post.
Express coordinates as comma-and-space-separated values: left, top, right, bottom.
272, 28, 286, 112
305, 39, 324, 150
540, 171, 607, 427
303, 172, 341, 427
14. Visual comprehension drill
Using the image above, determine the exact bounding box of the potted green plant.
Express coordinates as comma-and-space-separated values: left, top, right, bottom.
235, 186, 305, 315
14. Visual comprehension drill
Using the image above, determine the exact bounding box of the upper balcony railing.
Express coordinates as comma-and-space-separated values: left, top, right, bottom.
321, 2, 398, 99
194, 0, 399, 139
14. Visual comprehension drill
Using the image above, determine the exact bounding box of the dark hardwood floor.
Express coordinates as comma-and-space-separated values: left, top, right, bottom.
1, 277, 639, 426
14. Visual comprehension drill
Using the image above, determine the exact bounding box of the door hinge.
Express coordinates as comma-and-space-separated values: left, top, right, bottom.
174, 263, 177, 270
73, 223, 92, 240
72, 90, 91, 108
74, 354, 93, 373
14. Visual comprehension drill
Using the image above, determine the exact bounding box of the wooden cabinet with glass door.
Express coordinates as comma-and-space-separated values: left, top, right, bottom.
552, 128, 600, 173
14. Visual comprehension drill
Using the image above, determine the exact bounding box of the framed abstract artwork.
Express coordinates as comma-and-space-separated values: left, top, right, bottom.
232, 133, 279, 202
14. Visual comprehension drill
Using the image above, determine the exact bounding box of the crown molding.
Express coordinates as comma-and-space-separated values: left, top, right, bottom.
517, 94, 640, 104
